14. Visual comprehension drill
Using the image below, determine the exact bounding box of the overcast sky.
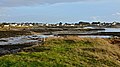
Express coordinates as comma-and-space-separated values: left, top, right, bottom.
0, 0, 120, 23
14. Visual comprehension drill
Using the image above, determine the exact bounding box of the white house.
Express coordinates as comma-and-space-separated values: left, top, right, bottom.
4, 25, 9, 27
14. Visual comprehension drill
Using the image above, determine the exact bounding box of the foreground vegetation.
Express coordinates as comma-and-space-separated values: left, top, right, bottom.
0, 36, 120, 67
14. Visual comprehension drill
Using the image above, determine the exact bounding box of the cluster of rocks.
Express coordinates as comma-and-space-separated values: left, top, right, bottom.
0, 43, 35, 56
0, 48, 21, 56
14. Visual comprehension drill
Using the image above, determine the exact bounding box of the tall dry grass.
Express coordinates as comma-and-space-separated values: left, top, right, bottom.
45, 36, 120, 62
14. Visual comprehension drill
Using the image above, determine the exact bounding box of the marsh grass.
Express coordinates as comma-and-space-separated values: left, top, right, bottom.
0, 36, 120, 67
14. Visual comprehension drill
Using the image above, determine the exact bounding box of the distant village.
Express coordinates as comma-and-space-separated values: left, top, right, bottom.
0, 21, 120, 28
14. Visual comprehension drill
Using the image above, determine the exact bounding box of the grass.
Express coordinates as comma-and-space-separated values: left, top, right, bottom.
0, 36, 120, 67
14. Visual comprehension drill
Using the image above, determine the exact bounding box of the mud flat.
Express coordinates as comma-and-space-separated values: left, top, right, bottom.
0, 36, 36, 56
53, 32, 120, 37
30, 28, 105, 32
0, 35, 53, 56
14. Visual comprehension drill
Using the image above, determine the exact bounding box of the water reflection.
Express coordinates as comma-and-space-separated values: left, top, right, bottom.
79, 35, 111, 38
0, 35, 53, 45
105, 28, 120, 32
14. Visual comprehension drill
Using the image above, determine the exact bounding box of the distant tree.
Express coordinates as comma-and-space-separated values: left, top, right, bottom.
92, 22, 100, 24
79, 21, 90, 25
59, 22, 62, 26
65, 23, 67, 25
2, 22, 9, 25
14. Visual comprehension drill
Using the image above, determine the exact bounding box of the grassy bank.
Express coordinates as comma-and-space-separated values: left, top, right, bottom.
0, 37, 120, 67
0, 31, 31, 38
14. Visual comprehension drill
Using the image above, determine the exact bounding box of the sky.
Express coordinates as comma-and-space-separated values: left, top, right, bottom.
0, 0, 120, 23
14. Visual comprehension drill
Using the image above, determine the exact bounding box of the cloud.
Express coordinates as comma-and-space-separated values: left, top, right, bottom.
90, 16, 101, 21
112, 12, 120, 16
0, 0, 96, 7
0, 7, 8, 15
